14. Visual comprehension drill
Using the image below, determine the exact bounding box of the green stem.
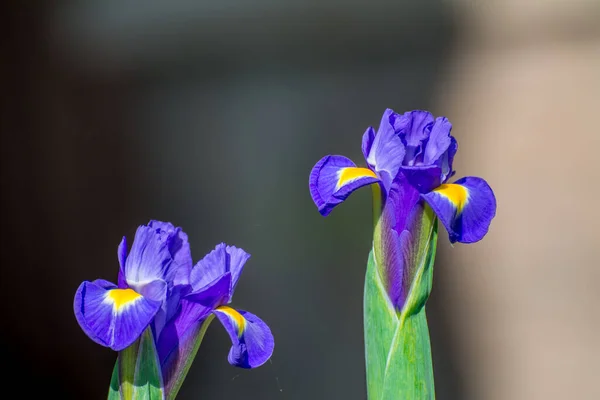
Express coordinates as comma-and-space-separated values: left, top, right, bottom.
365, 186, 437, 399
119, 337, 141, 399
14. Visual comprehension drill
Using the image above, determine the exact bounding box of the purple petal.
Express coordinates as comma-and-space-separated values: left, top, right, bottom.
226, 245, 251, 294
213, 307, 274, 369
421, 176, 497, 243
378, 224, 412, 308
400, 165, 442, 194
387, 173, 422, 233
156, 273, 232, 363
365, 109, 406, 189
189, 244, 249, 298
309, 155, 380, 216
396, 110, 434, 165
440, 136, 458, 182
397, 110, 434, 148
124, 225, 173, 286
189, 244, 228, 291
423, 116, 453, 165
376, 176, 422, 308
117, 237, 128, 288
148, 220, 192, 287
186, 272, 232, 308
137, 279, 168, 302
74, 279, 161, 351
361, 126, 376, 161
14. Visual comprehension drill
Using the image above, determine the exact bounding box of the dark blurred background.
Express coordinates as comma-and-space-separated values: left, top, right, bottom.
2, 1, 599, 399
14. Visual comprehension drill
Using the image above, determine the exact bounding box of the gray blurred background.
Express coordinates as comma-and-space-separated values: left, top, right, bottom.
1, 1, 599, 399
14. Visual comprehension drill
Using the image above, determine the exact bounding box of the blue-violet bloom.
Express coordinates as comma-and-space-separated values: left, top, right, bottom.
309, 109, 497, 309
74, 221, 274, 383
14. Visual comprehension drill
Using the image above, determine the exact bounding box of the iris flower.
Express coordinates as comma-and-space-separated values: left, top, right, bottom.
74, 221, 274, 394
309, 109, 496, 309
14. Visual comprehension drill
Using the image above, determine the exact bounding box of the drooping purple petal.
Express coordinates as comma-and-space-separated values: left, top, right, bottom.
422, 176, 496, 243
309, 155, 380, 216
213, 307, 274, 369
365, 109, 406, 189
74, 279, 161, 351
156, 273, 232, 363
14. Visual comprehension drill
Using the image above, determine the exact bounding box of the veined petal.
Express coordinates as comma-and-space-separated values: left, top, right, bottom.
213, 306, 274, 369
421, 176, 496, 243
226, 245, 251, 294
396, 110, 433, 164
422, 116, 452, 165
74, 280, 161, 351
366, 109, 406, 189
148, 220, 192, 287
124, 225, 173, 286
189, 243, 250, 301
397, 110, 434, 148
309, 155, 380, 216
142, 221, 194, 336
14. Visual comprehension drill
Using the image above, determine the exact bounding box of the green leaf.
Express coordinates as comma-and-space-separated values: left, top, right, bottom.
364, 209, 438, 400
132, 329, 165, 400
110, 328, 165, 400
108, 360, 120, 400
119, 337, 139, 400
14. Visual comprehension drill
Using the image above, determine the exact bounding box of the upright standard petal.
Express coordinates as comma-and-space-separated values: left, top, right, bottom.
396, 110, 434, 165
365, 109, 406, 189
147, 220, 192, 287
361, 126, 376, 161
422, 116, 452, 166
189, 244, 250, 300
144, 221, 194, 335
117, 236, 128, 288
225, 245, 251, 294
212, 306, 274, 369
421, 176, 496, 243
74, 279, 161, 351
124, 225, 174, 286
309, 155, 380, 216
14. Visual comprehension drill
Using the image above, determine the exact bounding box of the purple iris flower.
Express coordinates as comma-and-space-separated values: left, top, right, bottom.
309, 109, 496, 308
74, 221, 274, 381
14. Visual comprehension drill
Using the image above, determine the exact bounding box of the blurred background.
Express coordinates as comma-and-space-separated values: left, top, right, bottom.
1, 1, 599, 399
